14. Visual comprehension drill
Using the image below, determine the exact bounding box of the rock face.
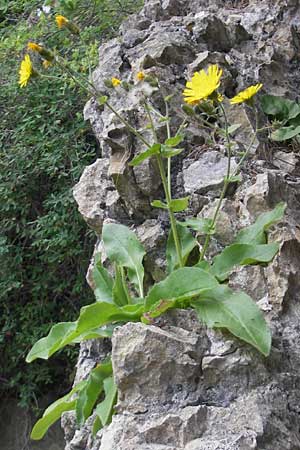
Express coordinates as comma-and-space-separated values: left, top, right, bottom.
63, 0, 300, 449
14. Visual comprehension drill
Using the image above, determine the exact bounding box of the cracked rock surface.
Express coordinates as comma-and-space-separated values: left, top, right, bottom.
63, 0, 300, 449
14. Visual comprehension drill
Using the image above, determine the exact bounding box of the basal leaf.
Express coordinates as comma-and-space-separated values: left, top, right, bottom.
129, 143, 161, 166
166, 223, 197, 273
102, 223, 145, 297
31, 381, 87, 440
93, 376, 117, 434
261, 95, 300, 120
112, 265, 131, 306
93, 254, 114, 303
234, 202, 286, 245
271, 125, 300, 141
76, 360, 113, 427
26, 322, 77, 362
211, 242, 279, 281
192, 285, 271, 356
145, 267, 219, 310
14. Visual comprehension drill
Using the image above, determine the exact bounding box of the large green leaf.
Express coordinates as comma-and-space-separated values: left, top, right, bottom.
93, 254, 114, 303
27, 303, 143, 362
271, 125, 300, 141
129, 143, 161, 166
261, 95, 300, 121
102, 223, 145, 297
93, 376, 117, 434
26, 322, 77, 362
145, 267, 219, 310
211, 243, 279, 281
112, 265, 131, 306
166, 223, 197, 273
234, 202, 286, 245
76, 302, 143, 335
76, 360, 113, 426
192, 285, 271, 356
31, 381, 86, 440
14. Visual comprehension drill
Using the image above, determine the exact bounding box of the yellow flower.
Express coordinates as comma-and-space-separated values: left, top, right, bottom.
55, 15, 69, 28
28, 42, 42, 52
183, 65, 223, 105
18, 54, 33, 88
42, 60, 52, 69
111, 77, 121, 87
230, 83, 263, 105
137, 71, 145, 81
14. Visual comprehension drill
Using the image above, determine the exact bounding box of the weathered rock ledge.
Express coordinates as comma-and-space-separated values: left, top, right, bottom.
63, 1, 300, 449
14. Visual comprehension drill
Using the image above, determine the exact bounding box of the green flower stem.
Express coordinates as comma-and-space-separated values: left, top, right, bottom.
144, 101, 184, 268
199, 102, 232, 261
164, 99, 172, 197
156, 153, 184, 268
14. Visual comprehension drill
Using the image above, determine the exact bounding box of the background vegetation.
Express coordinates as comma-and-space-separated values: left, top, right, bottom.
0, 0, 143, 408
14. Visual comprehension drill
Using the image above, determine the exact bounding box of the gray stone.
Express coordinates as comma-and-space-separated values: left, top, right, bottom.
183, 151, 238, 195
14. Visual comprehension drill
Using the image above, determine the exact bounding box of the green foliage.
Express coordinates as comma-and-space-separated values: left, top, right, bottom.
0, 0, 143, 406
261, 94, 300, 141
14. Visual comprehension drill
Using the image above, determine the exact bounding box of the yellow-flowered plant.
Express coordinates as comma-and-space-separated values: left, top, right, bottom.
183, 64, 222, 104
230, 83, 263, 105
18, 54, 34, 88
22, 17, 284, 442
111, 77, 121, 87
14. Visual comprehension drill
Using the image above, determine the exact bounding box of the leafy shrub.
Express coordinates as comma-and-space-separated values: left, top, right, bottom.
0, 0, 143, 407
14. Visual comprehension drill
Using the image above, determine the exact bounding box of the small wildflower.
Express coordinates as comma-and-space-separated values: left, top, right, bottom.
111, 77, 121, 87
28, 42, 43, 52
55, 15, 69, 28
137, 71, 145, 81
230, 83, 263, 105
18, 54, 35, 88
55, 15, 80, 34
183, 65, 223, 105
27, 41, 54, 61
42, 60, 52, 69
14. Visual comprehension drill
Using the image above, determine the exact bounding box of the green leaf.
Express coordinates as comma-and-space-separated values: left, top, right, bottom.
112, 265, 131, 306
142, 299, 177, 324
211, 243, 279, 281
151, 200, 168, 209
161, 145, 184, 158
129, 143, 161, 166
26, 322, 77, 362
166, 224, 197, 273
261, 95, 300, 120
164, 135, 184, 147
145, 267, 219, 310
30, 381, 86, 440
192, 285, 271, 356
93, 254, 114, 303
169, 197, 189, 212
235, 202, 286, 245
271, 125, 300, 141
102, 223, 145, 297
76, 302, 143, 335
98, 96, 108, 105
227, 174, 242, 183
71, 325, 117, 342
93, 376, 117, 434
27, 303, 143, 362
178, 217, 214, 234
76, 360, 113, 427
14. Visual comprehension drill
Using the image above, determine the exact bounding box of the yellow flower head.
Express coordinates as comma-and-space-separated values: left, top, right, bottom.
18, 54, 33, 88
137, 71, 145, 81
42, 60, 52, 69
230, 83, 263, 105
111, 77, 121, 87
55, 15, 69, 28
183, 65, 223, 105
28, 42, 42, 52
